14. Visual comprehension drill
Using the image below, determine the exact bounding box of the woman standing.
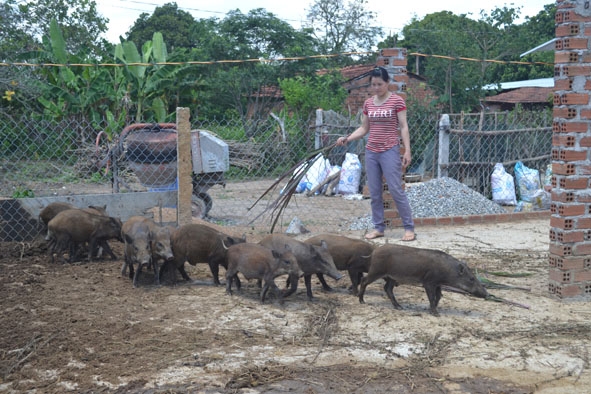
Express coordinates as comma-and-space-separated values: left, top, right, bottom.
337, 66, 415, 241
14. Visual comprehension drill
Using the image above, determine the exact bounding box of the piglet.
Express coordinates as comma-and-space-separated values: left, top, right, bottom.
225, 243, 302, 304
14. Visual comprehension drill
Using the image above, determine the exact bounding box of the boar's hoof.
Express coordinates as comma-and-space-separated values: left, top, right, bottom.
429, 308, 440, 317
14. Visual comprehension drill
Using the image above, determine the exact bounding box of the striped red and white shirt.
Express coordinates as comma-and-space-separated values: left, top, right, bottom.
363, 93, 406, 153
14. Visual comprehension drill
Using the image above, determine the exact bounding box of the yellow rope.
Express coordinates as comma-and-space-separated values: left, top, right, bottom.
0, 51, 553, 68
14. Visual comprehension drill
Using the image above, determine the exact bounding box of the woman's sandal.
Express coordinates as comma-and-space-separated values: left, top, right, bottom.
401, 232, 416, 242
365, 230, 384, 240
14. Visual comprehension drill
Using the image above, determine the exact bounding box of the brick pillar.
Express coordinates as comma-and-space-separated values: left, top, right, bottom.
378, 48, 409, 228
549, 0, 591, 300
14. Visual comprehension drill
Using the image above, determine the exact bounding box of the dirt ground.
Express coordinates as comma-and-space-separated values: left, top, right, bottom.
1, 215, 591, 394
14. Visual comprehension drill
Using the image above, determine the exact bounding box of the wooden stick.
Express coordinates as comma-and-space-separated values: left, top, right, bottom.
306, 172, 340, 197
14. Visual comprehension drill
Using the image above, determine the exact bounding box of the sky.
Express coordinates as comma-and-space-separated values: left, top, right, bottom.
96, 0, 552, 44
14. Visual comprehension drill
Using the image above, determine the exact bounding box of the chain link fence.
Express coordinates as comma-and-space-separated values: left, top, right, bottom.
0, 108, 552, 241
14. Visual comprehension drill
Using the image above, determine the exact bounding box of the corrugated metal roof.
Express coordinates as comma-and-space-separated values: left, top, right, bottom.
482, 78, 554, 91
520, 38, 556, 57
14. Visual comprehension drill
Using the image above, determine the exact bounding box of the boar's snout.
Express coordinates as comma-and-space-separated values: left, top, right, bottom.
456, 263, 488, 299
472, 285, 488, 299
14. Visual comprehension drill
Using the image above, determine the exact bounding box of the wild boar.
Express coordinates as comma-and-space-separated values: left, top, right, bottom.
121, 216, 173, 287
259, 234, 343, 301
304, 233, 375, 295
167, 223, 246, 285
358, 244, 489, 316
225, 243, 302, 304
39, 203, 111, 259
39, 202, 76, 229
46, 209, 123, 264
39, 202, 108, 228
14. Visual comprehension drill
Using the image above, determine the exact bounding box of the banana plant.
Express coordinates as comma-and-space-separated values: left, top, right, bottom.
28, 19, 127, 142
115, 32, 182, 122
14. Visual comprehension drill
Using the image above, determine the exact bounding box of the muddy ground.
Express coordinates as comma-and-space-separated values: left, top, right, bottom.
1, 216, 590, 394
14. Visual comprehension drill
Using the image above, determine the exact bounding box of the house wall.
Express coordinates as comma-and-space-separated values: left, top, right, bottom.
549, 0, 591, 300
344, 48, 409, 114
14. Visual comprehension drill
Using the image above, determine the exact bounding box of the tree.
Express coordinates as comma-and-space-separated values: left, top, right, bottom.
126, 2, 196, 51
401, 11, 485, 112
490, 3, 556, 83
187, 9, 321, 122
399, 5, 554, 112
305, 0, 382, 55
1, 0, 109, 56
0, 0, 37, 59
279, 72, 348, 118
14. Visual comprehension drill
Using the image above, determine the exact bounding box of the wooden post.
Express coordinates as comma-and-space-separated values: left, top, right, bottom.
437, 114, 450, 178
176, 107, 192, 226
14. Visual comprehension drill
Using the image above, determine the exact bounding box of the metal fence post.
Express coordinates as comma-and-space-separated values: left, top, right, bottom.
315, 108, 323, 150
438, 114, 450, 179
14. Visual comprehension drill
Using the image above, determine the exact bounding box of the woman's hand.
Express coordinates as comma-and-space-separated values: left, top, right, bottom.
402, 150, 411, 169
336, 136, 348, 146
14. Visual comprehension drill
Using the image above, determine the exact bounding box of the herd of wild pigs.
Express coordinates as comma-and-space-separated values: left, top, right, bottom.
39, 202, 489, 316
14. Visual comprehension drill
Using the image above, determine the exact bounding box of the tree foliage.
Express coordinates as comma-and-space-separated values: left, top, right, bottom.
1, 1, 557, 131
305, 0, 382, 56
126, 2, 196, 51
401, 11, 485, 112
186, 9, 321, 124
400, 4, 555, 112
492, 3, 556, 83
279, 72, 348, 117
1, 0, 109, 56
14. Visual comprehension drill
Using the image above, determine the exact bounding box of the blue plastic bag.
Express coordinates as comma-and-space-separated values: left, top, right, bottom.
514, 161, 541, 202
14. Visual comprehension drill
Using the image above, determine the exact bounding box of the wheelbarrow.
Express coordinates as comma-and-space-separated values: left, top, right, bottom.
109, 123, 229, 218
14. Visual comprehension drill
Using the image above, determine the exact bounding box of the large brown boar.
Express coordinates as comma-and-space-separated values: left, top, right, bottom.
225, 243, 302, 304
259, 234, 342, 301
121, 216, 173, 287
39, 202, 76, 229
358, 244, 489, 316
167, 223, 245, 285
304, 233, 375, 295
39, 203, 112, 259
39, 202, 108, 228
46, 209, 122, 264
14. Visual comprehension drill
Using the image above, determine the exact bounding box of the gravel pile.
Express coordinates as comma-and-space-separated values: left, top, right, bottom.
347, 177, 506, 230
407, 177, 506, 218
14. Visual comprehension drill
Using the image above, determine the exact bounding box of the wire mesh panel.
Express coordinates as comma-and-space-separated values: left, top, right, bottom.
441, 111, 553, 199
0, 109, 552, 241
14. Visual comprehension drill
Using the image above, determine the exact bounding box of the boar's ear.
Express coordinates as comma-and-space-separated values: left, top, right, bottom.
271, 249, 281, 259
123, 233, 133, 244
457, 263, 466, 276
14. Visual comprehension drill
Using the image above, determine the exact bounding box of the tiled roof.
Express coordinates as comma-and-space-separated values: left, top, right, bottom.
484, 87, 554, 104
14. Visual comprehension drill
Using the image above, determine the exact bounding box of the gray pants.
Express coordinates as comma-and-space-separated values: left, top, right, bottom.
365, 146, 414, 233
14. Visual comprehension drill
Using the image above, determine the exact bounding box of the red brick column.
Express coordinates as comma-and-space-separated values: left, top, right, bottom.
382, 48, 408, 228
549, 0, 591, 299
